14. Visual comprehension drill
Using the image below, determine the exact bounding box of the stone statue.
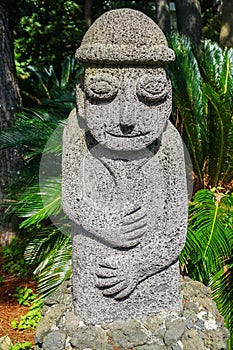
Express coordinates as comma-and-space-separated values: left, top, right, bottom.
62, 8, 188, 324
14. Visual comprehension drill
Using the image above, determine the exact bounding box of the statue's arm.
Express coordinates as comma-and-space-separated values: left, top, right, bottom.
62, 109, 107, 237
138, 123, 188, 277
62, 110, 147, 247
96, 122, 188, 298
63, 175, 147, 249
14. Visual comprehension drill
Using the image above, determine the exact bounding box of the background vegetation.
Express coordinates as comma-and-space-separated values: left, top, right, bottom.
0, 0, 232, 348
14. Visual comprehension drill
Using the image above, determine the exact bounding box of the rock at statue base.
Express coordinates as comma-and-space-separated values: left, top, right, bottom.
34, 277, 229, 350
62, 8, 188, 325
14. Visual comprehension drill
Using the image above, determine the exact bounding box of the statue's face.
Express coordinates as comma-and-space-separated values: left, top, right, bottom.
79, 67, 172, 151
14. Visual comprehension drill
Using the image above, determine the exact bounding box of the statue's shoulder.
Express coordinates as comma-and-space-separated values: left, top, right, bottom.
63, 108, 87, 154
161, 121, 183, 152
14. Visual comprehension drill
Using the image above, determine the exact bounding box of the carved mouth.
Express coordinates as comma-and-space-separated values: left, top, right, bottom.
106, 131, 150, 138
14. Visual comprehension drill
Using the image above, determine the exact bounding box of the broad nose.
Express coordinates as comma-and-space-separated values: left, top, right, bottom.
120, 123, 134, 135
119, 98, 136, 132
118, 79, 136, 133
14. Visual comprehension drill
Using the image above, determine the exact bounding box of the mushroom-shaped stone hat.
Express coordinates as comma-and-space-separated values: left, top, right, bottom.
76, 8, 175, 65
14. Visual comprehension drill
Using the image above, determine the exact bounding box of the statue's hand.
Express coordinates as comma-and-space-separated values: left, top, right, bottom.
95, 255, 142, 300
109, 206, 147, 248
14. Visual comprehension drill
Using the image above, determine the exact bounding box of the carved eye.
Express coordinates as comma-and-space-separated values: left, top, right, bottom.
137, 75, 168, 102
85, 74, 119, 100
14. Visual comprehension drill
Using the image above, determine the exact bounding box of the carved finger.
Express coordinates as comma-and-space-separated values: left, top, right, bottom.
99, 257, 118, 269
95, 267, 118, 278
123, 207, 147, 226
102, 281, 128, 296
124, 219, 147, 234
114, 283, 136, 300
95, 277, 123, 288
113, 239, 140, 249
123, 225, 147, 243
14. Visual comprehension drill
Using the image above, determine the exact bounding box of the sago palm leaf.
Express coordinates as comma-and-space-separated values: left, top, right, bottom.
24, 228, 71, 265
168, 35, 233, 189
211, 258, 232, 320
32, 235, 72, 299
5, 177, 63, 229
211, 257, 233, 349
180, 189, 232, 345
199, 41, 233, 100
0, 58, 77, 221
0, 58, 79, 300
168, 34, 207, 186
0, 110, 59, 152
198, 40, 233, 188
203, 83, 232, 186
181, 189, 232, 281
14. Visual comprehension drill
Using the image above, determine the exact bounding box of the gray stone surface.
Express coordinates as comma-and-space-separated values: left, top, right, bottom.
35, 305, 66, 343
135, 346, 168, 350
71, 326, 107, 349
62, 8, 188, 325
34, 277, 229, 350
164, 318, 186, 345
108, 319, 149, 348
42, 331, 66, 350
143, 315, 166, 338
65, 311, 79, 337
0, 336, 12, 350
181, 329, 205, 350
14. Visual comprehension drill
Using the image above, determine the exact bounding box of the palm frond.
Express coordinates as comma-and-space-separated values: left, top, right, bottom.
211, 258, 232, 320
168, 35, 233, 189
211, 257, 233, 349
182, 190, 232, 280
33, 235, 72, 299
203, 83, 232, 186
168, 34, 207, 186
4, 177, 63, 229
180, 188, 233, 345
0, 58, 79, 302
24, 228, 71, 265
198, 40, 233, 187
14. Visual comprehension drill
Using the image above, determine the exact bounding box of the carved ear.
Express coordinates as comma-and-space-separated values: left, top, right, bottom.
76, 75, 85, 119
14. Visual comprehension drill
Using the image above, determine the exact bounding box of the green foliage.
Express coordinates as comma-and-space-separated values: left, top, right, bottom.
0, 58, 78, 220
10, 342, 33, 350
11, 319, 18, 330
0, 58, 78, 298
0, 237, 32, 278
11, 285, 42, 331
168, 35, 233, 190
19, 56, 81, 107
180, 188, 233, 346
201, 4, 221, 43
102, 1, 157, 20
13, 286, 38, 306
8, 0, 224, 76
169, 37, 233, 344
0, 57, 78, 213
5, 177, 64, 230
30, 233, 72, 299
11, 299, 43, 330
8, 0, 85, 73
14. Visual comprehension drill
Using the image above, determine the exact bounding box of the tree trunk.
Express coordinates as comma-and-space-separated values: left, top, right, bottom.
84, 0, 93, 28
0, 0, 21, 245
155, 0, 171, 33
220, 0, 233, 48
174, 0, 202, 45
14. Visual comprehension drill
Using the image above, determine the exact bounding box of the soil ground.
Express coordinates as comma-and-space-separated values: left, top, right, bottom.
0, 264, 37, 345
